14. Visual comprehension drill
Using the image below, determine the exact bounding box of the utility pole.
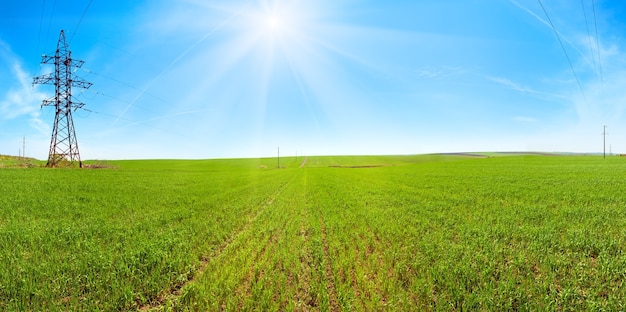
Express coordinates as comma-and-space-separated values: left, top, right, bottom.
277, 146, 280, 168
33, 30, 92, 167
603, 125, 608, 159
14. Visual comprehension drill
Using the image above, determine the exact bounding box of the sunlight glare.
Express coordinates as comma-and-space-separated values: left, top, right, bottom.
266, 15, 282, 32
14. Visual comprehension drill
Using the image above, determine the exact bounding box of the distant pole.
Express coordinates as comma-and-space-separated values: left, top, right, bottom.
277, 146, 280, 168
603, 125, 607, 159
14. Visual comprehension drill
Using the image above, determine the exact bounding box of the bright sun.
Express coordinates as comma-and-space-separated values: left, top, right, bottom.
266, 15, 282, 31
232, 1, 315, 43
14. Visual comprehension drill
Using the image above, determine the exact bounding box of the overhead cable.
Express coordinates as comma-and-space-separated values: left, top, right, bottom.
537, 0, 586, 100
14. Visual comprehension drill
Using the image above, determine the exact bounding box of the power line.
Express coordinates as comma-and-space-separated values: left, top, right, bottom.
112, 5, 246, 124
78, 68, 189, 126
581, 0, 597, 72
66, 5, 248, 128
81, 68, 170, 105
592, 0, 604, 86
537, 0, 586, 100
78, 106, 190, 139
85, 89, 161, 116
80, 107, 130, 121
69, 0, 93, 43
43, 0, 57, 53
37, 0, 45, 57
76, 83, 201, 139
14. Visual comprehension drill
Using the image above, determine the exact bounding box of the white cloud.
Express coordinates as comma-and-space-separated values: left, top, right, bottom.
488, 76, 534, 93
487, 75, 563, 99
0, 45, 50, 135
417, 66, 466, 80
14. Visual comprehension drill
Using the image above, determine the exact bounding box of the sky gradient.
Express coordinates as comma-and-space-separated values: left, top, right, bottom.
2, 0, 626, 159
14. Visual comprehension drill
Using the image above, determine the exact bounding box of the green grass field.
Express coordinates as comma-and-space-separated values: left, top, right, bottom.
2, 154, 626, 310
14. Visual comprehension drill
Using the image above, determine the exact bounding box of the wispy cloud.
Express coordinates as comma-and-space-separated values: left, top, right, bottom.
487, 75, 563, 98
0, 43, 50, 135
508, 0, 591, 66
508, 0, 550, 31
504, 1, 626, 128
572, 68, 626, 126
417, 66, 467, 80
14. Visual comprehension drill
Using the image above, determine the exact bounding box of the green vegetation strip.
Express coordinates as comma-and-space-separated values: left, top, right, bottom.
2, 155, 626, 310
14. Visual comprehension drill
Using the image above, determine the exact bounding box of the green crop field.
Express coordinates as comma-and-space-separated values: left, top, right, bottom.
2, 154, 626, 311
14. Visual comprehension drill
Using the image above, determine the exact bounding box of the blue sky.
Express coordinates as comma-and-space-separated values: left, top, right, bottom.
2, 0, 626, 159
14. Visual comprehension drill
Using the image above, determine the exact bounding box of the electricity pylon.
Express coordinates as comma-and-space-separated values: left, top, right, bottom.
33, 30, 92, 167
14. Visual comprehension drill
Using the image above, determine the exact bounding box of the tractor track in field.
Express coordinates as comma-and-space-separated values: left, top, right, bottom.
235, 228, 280, 310
295, 191, 316, 311
138, 177, 295, 311
319, 209, 340, 312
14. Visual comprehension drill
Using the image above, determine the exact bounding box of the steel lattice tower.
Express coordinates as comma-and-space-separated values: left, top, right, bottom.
33, 30, 92, 167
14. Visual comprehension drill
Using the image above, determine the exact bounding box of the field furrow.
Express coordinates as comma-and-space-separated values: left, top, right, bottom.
318, 209, 340, 312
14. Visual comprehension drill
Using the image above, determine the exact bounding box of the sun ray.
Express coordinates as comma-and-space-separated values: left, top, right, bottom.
166, 0, 411, 148
283, 47, 324, 135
